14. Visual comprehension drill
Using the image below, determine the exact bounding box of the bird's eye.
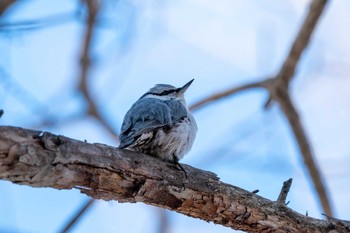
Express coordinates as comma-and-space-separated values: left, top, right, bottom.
160, 90, 176, 95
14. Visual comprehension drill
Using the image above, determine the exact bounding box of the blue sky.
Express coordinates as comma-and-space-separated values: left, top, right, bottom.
1, 0, 350, 232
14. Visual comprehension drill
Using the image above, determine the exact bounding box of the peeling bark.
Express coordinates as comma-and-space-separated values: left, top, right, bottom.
0, 126, 348, 233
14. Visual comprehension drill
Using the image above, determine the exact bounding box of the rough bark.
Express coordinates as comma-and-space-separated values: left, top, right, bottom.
0, 126, 348, 233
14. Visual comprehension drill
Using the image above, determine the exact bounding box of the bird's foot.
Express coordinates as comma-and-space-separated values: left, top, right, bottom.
167, 160, 187, 179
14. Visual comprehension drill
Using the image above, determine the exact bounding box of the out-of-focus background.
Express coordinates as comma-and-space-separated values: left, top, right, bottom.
1, 0, 349, 232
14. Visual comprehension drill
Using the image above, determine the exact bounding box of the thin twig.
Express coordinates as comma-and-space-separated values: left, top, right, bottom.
58, 199, 95, 233
78, 0, 119, 141
251, 189, 259, 194
189, 79, 268, 111
277, 178, 293, 204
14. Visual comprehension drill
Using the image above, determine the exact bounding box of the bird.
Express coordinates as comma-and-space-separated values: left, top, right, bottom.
118, 79, 197, 175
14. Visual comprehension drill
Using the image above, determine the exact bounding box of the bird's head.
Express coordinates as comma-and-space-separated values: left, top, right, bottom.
140, 79, 194, 104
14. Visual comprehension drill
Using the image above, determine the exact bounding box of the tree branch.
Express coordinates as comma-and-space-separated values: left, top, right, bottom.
0, 126, 347, 233
189, 79, 268, 111
263, 0, 333, 217
189, 0, 328, 111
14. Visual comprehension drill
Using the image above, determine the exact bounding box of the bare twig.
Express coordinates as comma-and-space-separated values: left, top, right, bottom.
0, 126, 348, 233
78, 0, 118, 141
189, 79, 268, 111
58, 199, 95, 233
251, 189, 259, 194
277, 178, 293, 204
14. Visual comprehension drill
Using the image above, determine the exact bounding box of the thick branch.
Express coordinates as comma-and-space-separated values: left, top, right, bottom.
0, 126, 347, 233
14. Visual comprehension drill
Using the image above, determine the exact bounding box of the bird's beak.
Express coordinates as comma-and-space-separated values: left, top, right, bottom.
178, 79, 194, 94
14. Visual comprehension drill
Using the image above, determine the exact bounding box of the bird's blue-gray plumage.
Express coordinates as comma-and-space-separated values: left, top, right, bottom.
119, 98, 186, 147
119, 81, 197, 163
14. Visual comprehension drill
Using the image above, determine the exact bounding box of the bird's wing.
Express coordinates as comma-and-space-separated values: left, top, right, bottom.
165, 99, 188, 122
119, 98, 173, 148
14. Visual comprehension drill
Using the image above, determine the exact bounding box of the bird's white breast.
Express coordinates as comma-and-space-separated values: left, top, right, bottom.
155, 113, 197, 161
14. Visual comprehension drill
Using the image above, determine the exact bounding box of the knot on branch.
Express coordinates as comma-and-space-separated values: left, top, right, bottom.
264, 77, 290, 108
36, 132, 65, 151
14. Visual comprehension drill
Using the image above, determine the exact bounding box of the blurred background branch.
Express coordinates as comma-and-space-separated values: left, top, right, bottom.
190, 0, 332, 216
0, 11, 77, 31
190, 79, 269, 111
78, 0, 119, 141
0, 0, 15, 16
59, 198, 95, 233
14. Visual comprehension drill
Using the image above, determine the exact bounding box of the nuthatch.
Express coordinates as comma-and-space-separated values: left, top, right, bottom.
119, 80, 197, 175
